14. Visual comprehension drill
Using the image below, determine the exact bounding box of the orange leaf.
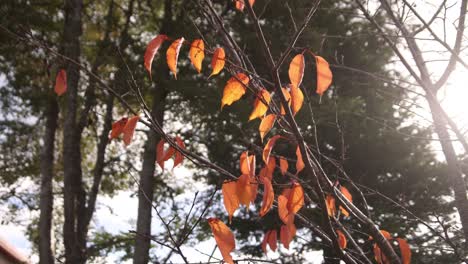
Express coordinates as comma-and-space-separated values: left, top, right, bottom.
236, 174, 253, 208
279, 158, 288, 176
173, 136, 185, 168
380, 230, 392, 240
210, 47, 225, 77
221, 73, 249, 108
235, 0, 255, 11
262, 135, 282, 164
265, 157, 276, 180
289, 54, 305, 87
144, 34, 168, 78
339, 186, 352, 217
54, 69, 67, 96
110, 117, 128, 140
222, 181, 239, 223
156, 139, 166, 169
290, 84, 304, 115
397, 238, 411, 264
325, 194, 336, 217
122, 116, 139, 146
295, 146, 305, 174
261, 230, 277, 253
239, 151, 255, 176
287, 182, 304, 214
250, 177, 258, 203
207, 218, 235, 264
315, 55, 333, 96
259, 114, 276, 142
259, 177, 274, 217
189, 39, 205, 73
337, 230, 347, 249
249, 88, 271, 121
373, 243, 390, 264
278, 194, 290, 224
166, 38, 184, 79
280, 88, 291, 115
280, 223, 296, 249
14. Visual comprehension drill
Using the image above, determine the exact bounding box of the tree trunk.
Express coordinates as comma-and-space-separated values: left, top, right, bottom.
39, 94, 58, 264
133, 86, 167, 264
61, 0, 85, 263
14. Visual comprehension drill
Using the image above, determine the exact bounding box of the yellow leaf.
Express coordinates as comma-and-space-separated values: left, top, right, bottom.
259, 114, 276, 142
221, 73, 249, 108
166, 37, 184, 79
249, 88, 271, 121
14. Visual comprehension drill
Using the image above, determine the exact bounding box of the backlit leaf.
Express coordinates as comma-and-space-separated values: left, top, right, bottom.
222, 181, 239, 223
279, 158, 288, 176
110, 117, 128, 140
259, 177, 274, 217
259, 114, 276, 142
288, 54, 305, 87
173, 136, 185, 168
315, 55, 333, 96
265, 157, 276, 180
189, 39, 205, 73
210, 47, 225, 77
54, 69, 67, 96
278, 195, 290, 224
287, 182, 304, 214
280, 88, 291, 115
262, 135, 282, 164
290, 84, 304, 115
144, 34, 168, 78
339, 186, 352, 217
166, 37, 184, 79
240, 151, 255, 176
122, 116, 139, 146
249, 88, 271, 121
237, 174, 253, 208
280, 223, 296, 249
295, 146, 305, 174
235, 0, 255, 11
207, 218, 235, 264
261, 230, 277, 253
397, 238, 411, 264
221, 73, 249, 108
325, 194, 336, 217
337, 230, 347, 249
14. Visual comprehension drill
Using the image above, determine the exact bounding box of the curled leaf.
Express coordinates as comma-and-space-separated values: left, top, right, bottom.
289, 54, 305, 87
222, 181, 239, 223
290, 84, 304, 115
110, 117, 128, 140
397, 238, 411, 264
259, 177, 274, 217
315, 55, 333, 96
295, 146, 305, 174
189, 39, 205, 73
122, 115, 139, 146
259, 114, 276, 142
337, 230, 347, 249
210, 47, 225, 77
279, 158, 288, 176
207, 218, 235, 264
261, 230, 277, 253
249, 88, 271, 121
54, 69, 67, 96
262, 135, 282, 164
166, 37, 184, 79
144, 34, 168, 78
221, 73, 249, 108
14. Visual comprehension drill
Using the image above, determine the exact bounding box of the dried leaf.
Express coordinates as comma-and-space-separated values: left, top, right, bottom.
295, 146, 305, 174
144, 34, 168, 78
315, 55, 333, 96
280, 88, 291, 115
173, 136, 185, 168
122, 116, 139, 146
166, 37, 184, 79
221, 73, 249, 108
397, 238, 411, 264
337, 230, 347, 249
207, 218, 235, 264
261, 230, 277, 253
222, 181, 239, 223
339, 186, 352, 217
290, 84, 304, 115
189, 39, 205, 73
249, 88, 271, 121
262, 135, 282, 164
288, 54, 305, 87
210, 47, 225, 77
279, 158, 288, 176
259, 114, 276, 142
54, 69, 67, 96
259, 177, 274, 217
325, 195, 336, 217
110, 117, 128, 140
237, 174, 253, 208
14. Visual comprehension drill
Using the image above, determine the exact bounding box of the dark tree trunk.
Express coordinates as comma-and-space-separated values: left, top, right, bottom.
39, 94, 58, 264
61, 0, 85, 263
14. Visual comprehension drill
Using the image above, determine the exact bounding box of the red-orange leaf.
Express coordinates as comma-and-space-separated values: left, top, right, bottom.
235, 0, 255, 11
397, 238, 411, 264
249, 88, 271, 121
287, 182, 304, 214
189, 39, 205, 73
144, 34, 168, 78
54, 69, 67, 96
221, 73, 249, 108
259, 177, 274, 217
278, 194, 290, 224
261, 230, 277, 253
237, 174, 253, 208
222, 181, 239, 223
122, 116, 139, 146
280, 88, 291, 115
325, 194, 336, 217
339, 186, 353, 217
373, 244, 390, 264
173, 136, 185, 168
279, 158, 288, 176
207, 218, 235, 264
259, 114, 276, 142
280, 223, 296, 249
156, 139, 166, 169
210, 47, 225, 77
315, 55, 333, 96
295, 146, 305, 174
166, 38, 184, 79
110, 117, 128, 140
337, 230, 347, 249
289, 54, 305, 87
290, 84, 304, 115
262, 135, 282, 164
